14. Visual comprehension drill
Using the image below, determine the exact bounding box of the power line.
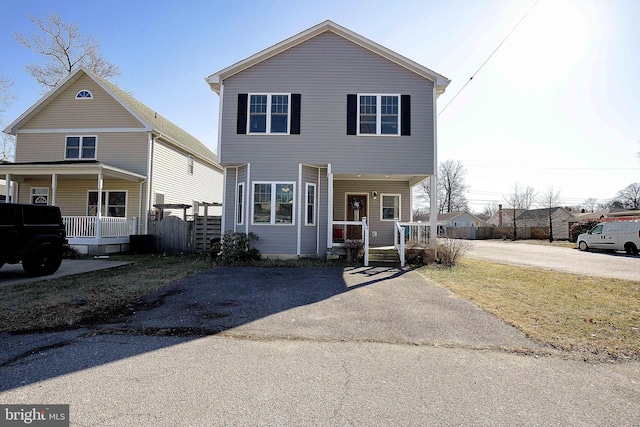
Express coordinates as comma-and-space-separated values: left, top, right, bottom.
438, 0, 541, 117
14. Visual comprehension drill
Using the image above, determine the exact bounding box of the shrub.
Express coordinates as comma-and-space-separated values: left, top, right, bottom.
569, 220, 599, 243
437, 237, 471, 267
212, 231, 260, 265
343, 239, 363, 263
405, 240, 427, 265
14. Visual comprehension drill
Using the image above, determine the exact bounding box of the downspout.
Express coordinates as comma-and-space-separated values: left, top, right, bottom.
144, 133, 155, 234
221, 167, 227, 233
327, 163, 333, 251
430, 84, 438, 253
51, 174, 57, 206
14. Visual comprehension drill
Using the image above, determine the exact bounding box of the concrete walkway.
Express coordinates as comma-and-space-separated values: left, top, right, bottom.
0, 259, 132, 287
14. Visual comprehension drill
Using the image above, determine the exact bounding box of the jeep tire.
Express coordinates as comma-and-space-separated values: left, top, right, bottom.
22, 243, 63, 277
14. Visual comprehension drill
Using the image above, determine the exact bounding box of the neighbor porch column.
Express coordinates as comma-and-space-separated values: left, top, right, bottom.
51, 174, 57, 206
429, 174, 437, 251
4, 174, 10, 203
96, 172, 103, 239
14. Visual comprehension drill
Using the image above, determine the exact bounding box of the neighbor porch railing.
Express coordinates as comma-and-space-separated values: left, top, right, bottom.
63, 216, 138, 238
331, 217, 370, 266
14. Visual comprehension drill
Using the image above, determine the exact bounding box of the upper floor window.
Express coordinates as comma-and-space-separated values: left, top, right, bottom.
188, 155, 194, 175
65, 136, 97, 159
347, 94, 410, 136
237, 94, 301, 135
358, 94, 399, 135
75, 90, 93, 99
249, 94, 290, 134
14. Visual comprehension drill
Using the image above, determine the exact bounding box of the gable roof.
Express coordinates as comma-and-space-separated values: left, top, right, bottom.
517, 207, 574, 220
437, 211, 484, 222
4, 67, 219, 167
206, 20, 450, 96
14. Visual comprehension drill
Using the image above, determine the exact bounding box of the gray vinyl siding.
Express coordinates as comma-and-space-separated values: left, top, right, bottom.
219, 31, 435, 176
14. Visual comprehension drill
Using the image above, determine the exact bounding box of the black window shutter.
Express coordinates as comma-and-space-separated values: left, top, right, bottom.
401, 95, 411, 136
291, 94, 301, 134
237, 93, 248, 134
347, 94, 357, 135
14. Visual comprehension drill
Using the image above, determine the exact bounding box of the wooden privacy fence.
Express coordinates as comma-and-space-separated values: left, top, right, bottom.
149, 215, 221, 254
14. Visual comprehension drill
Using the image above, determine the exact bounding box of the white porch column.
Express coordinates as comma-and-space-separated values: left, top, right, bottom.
51, 174, 57, 206
297, 163, 302, 256
245, 163, 250, 235
326, 164, 333, 250
4, 174, 10, 203
96, 172, 103, 238
429, 174, 438, 251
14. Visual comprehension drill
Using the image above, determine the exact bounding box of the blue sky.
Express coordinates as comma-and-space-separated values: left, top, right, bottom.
1, 0, 638, 212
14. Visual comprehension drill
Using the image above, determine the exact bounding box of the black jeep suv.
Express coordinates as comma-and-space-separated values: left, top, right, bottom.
0, 203, 68, 277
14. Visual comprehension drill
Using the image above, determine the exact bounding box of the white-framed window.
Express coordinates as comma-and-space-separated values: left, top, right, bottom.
87, 190, 127, 217
380, 194, 400, 221
65, 136, 97, 159
248, 93, 290, 134
187, 155, 194, 175
237, 182, 245, 225
358, 94, 400, 135
30, 187, 49, 205
75, 90, 93, 99
305, 183, 316, 226
252, 182, 295, 225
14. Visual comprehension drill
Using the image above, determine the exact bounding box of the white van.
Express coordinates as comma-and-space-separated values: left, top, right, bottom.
577, 221, 640, 254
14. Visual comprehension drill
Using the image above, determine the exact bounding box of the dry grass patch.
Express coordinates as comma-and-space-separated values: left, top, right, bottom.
0, 254, 213, 333
419, 258, 640, 362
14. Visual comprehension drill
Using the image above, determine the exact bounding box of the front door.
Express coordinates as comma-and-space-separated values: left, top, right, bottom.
346, 194, 367, 240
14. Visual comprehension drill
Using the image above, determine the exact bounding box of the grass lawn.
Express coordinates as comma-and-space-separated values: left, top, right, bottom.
0, 254, 214, 333
418, 258, 640, 362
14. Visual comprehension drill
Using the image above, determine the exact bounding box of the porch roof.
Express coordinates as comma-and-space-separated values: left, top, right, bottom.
0, 160, 147, 182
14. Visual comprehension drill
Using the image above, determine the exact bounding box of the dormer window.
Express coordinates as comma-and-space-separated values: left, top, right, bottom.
75, 90, 93, 99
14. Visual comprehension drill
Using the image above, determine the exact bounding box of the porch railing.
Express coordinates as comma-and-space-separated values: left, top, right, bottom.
398, 221, 431, 246
331, 217, 370, 267
393, 219, 406, 267
63, 216, 137, 238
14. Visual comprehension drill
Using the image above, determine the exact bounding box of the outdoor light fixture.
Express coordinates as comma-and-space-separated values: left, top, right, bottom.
372, 191, 378, 199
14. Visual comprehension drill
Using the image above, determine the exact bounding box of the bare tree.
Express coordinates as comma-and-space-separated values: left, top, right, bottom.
583, 198, 597, 213
14, 13, 120, 89
539, 187, 561, 242
478, 201, 499, 220
504, 182, 536, 240
417, 160, 469, 214
0, 71, 17, 161
613, 183, 640, 210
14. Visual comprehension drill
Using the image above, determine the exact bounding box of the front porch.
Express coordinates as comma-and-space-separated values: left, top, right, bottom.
63, 215, 139, 255
329, 218, 432, 267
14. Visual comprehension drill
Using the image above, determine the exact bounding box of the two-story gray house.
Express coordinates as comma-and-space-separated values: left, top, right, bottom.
206, 20, 449, 258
